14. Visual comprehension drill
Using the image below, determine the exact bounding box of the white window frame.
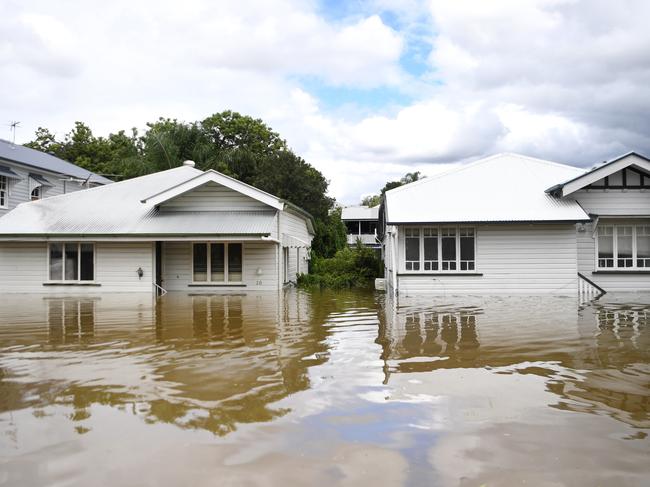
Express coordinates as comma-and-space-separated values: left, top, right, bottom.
31, 186, 42, 201
192, 242, 244, 284
47, 242, 96, 282
0, 175, 8, 209
402, 226, 477, 273
596, 224, 650, 270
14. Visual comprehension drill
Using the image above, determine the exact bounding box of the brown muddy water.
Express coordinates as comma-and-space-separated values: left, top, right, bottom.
0, 290, 649, 486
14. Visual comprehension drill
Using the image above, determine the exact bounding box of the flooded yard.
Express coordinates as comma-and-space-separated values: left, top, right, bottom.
0, 290, 649, 486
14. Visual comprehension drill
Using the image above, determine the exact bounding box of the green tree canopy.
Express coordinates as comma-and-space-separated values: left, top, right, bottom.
24, 111, 345, 258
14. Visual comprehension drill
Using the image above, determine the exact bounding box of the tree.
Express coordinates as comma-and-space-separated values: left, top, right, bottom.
360, 194, 381, 207
380, 171, 423, 194
24, 111, 346, 258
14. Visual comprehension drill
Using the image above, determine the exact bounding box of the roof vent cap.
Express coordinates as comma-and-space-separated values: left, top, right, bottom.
182, 160, 196, 167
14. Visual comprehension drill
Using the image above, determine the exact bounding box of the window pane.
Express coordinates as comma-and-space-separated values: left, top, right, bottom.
617, 226, 633, 267
0, 176, 6, 207
228, 243, 243, 281
598, 226, 614, 268
210, 243, 225, 281
638, 226, 650, 267
193, 243, 207, 281
345, 221, 359, 233
405, 236, 419, 261
64, 244, 78, 280
80, 244, 94, 281
460, 233, 475, 261
49, 243, 63, 280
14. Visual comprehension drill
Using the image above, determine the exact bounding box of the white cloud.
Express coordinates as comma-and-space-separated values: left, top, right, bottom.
1, 0, 649, 204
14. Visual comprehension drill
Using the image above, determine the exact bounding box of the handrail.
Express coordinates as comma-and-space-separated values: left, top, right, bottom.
577, 272, 606, 295
153, 282, 167, 297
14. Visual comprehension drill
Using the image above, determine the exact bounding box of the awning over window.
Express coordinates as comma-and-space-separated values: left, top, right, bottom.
282, 234, 311, 248
0, 165, 21, 180
29, 173, 53, 187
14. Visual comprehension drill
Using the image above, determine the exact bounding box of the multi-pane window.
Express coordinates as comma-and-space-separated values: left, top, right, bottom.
0, 176, 7, 208
441, 228, 457, 270
597, 225, 650, 269
404, 226, 476, 272
49, 243, 95, 281
31, 187, 41, 201
193, 243, 243, 282
405, 228, 420, 271
423, 228, 438, 271
460, 228, 476, 270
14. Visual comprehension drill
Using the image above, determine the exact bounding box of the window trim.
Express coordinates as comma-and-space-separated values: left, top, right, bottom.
46, 242, 96, 283
595, 224, 650, 271
402, 225, 477, 274
0, 175, 8, 209
191, 241, 244, 284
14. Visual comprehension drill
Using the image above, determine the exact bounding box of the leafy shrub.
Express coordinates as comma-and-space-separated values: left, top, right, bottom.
298, 242, 383, 289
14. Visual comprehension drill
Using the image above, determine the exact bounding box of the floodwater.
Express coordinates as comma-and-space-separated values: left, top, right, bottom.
0, 290, 648, 486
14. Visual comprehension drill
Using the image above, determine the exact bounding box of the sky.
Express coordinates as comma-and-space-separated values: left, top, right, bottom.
1, 0, 650, 204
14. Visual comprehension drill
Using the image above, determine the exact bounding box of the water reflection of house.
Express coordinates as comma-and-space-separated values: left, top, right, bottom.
380, 152, 650, 295
380, 295, 650, 428
0, 161, 313, 294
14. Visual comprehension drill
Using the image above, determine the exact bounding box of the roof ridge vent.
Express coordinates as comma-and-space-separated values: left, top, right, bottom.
182, 160, 196, 167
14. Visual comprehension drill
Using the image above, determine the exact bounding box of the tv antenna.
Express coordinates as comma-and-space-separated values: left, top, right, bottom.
9, 121, 20, 145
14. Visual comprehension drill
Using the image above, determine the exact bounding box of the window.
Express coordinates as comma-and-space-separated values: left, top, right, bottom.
405, 228, 420, 271
193, 243, 243, 283
460, 228, 475, 270
423, 228, 438, 271
638, 226, 650, 268
0, 176, 7, 208
345, 221, 359, 234
31, 187, 41, 201
597, 224, 650, 270
360, 221, 377, 235
441, 228, 457, 270
403, 226, 476, 272
49, 243, 94, 281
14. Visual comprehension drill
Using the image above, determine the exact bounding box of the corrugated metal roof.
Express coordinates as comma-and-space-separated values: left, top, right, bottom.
341, 205, 379, 220
0, 139, 113, 185
385, 153, 590, 224
0, 166, 276, 236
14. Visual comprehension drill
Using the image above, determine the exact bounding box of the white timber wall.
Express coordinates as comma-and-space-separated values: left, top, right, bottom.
0, 242, 153, 294
160, 182, 270, 211
571, 188, 650, 292
571, 189, 650, 217
161, 241, 279, 291
279, 209, 312, 282
396, 224, 578, 295
0, 161, 85, 218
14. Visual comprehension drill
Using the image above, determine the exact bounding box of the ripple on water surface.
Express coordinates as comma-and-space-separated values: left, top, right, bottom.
0, 290, 648, 486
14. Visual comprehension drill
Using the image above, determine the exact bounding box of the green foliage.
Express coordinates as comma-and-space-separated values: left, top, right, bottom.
360, 194, 381, 207
379, 171, 424, 194
310, 207, 347, 258
24, 111, 347, 258
298, 242, 383, 289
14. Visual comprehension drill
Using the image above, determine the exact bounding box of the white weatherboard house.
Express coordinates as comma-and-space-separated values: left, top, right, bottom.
341, 205, 380, 248
380, 153, 650, 295
0, 161, 313, 294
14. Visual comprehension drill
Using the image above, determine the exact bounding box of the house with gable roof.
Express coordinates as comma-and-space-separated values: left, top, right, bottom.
0, 161, 313, 293
380, 152, 650, 295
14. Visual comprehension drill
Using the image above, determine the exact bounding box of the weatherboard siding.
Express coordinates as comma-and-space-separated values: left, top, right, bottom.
161, 241, 278, 292
279, 210, 311, 280
396, 224, 578, 295
576, 221, 650, 291
571, 189, 650, 216
0, 161, 85, 217
0, 242, 153, 294
160, 182, 270, 211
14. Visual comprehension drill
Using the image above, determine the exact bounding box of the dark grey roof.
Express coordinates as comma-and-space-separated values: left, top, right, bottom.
0, 139, 113, 185
29, 173, 53, 187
